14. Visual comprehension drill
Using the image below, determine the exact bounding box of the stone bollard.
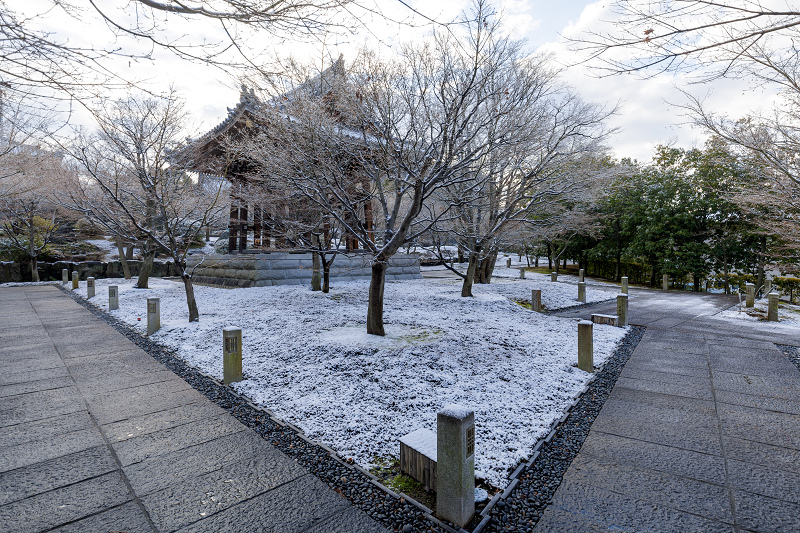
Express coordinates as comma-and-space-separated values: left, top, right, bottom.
109, 286, 119, 310
551, 272, 558, 282
531, 289, 542, 313
437, 405, 475, 528
62, 269, 68, 284
662, 273, 669, 291
745, 283, 755, 307
578, 281, 586, 303
146, 297, 160, 335
506, 258, 512, 268
768, 292, 779, 322
617, 294, 629, 327
579, 268, 585, 283
223, 327, 243, 384
71, 271, 79, 290
87, 277, 95, 299
765, 279, 772, 294
578, 320, 593, 373
621, 276, 629, 294
519, 268, 526, 279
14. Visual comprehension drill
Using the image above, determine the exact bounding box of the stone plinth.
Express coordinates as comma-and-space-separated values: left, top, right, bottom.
109, 286, 119, 310
617, 294, 629, 327
745, 283, 755, 307
223, 327, 243, 384
578, 320, 593, 373
147, 297, 160, 335
662, 274, 669, 291
621, 277, 628, 294
768, 292, 779, 322
531, 289, 542, 313
437, 405, 475, 528
551, 272, 558, 282
578, 282, 586, 303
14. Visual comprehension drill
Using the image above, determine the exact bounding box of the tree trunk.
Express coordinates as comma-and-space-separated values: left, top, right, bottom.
30, 255, 40, 282
126, 244, 134, 260
756, 236, 766, 296
136, 248, 155, 289
482, 250, 497, 283
182, 273, 200, 322
28, 220, 39, 282
116, 237, 131, 280
547, 242, 552, 270
615, 240, 621, 282
723, 252, 729, 294
367, 262, 387, 336
461, 253, 479, 297
322, 256, 334, 293
311, 252, 322, 291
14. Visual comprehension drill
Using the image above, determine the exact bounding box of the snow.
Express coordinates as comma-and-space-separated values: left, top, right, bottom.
399, 428, 437, 461
86, 238, 119, 260
439, 404, 474, 420
711, 297, 800, 332
72, 275, 628, 487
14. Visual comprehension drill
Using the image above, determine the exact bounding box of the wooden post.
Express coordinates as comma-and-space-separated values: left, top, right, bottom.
578, 320, 593, 373
228, 203, 238, 253
531, 289, 542, 312
223, 327, 243, 384
71, 271, 79, 290
253, 205, 262, 248
238, 204, 248, 252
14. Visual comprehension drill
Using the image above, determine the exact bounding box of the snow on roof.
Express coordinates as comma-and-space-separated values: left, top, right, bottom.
399, 428, 437, 461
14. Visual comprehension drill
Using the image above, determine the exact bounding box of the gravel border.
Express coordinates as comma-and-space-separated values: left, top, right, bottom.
56, 284, 644, 533
778, 344, 800, 373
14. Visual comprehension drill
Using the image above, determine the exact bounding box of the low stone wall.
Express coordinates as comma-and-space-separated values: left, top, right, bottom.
0, 260, 180, 283
187, 252, 421, 288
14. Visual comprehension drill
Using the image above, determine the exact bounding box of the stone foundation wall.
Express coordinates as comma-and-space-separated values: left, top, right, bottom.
187, 252, 421, 288
0, 260, 180, 283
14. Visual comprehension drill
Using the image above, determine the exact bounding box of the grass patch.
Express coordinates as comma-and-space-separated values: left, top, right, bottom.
370, 457, 436, 510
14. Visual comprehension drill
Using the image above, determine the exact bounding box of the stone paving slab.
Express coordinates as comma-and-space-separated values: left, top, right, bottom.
0, 286, 388, 533
536, 288, 800, 533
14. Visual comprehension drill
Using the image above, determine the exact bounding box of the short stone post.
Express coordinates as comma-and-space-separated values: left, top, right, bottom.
531, 289, 542, 313
86, 277, 95, 298
437, 405, 475, 528
768, 292, 779, 322
108, 286, 119, 310
662, 273, 669, 291
506, 258, 512, 268
223, 327, 243, 384
578, 320, 593, 373
71, 271, 79, 290
62, 269, 68, 284
578, 281, 586, 303
765, 279, 772, 294
146, 297, 160, 335
519, 268, 526, 279
617, 294, 629, 327
745, 283, 755, 307
551, 272, 558, 282
579, 268, 585, 283
621, 276, 628, 294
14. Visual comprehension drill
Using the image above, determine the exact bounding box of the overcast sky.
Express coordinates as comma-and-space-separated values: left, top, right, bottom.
29, 0, 782, 163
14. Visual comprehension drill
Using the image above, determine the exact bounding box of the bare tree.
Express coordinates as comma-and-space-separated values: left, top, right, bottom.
574, 1, 800, 85
63, 90, 225, 321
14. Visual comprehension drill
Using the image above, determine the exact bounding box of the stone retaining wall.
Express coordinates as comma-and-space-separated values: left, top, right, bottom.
187, 252, 421, 288
0, 260, 180, 283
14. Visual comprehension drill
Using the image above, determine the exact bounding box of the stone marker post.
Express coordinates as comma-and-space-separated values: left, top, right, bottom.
579, 268, 585, 283
578, 281, 586, 303
87, 277, 95, 298
617, 294, 629, 327
146, 297, 160, 335
71, 271, 79, 290
578, 320, 593, 373
437, 405, 475, 528
768, 292, 779, 322
519, 268, 526, 279
745, 283, 755, 307
551, 272, 558, 282
621, 276, 629, 294
765, 279, 772, 294
662, 273, 669, 291
506, 258, 512, 268
109, 286, 119, 310
62, 269, 68, 284
531, 289, 542, 313
223, 327, 243, 384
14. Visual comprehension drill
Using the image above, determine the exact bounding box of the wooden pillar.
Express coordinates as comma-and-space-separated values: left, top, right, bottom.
238, 204, 248, 252
228, 202, 238, 253
253, 205, 262, 249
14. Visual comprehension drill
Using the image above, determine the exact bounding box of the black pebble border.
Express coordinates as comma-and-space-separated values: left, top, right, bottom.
57, 285, 644, 533
778, 344, 800, 373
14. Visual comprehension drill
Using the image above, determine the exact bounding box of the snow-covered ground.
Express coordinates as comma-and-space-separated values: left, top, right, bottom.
73, 275, 628, 487
712, 297, 800, 332
85, 238, 119, 260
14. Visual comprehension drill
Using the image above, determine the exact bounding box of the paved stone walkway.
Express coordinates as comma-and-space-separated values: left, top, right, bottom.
536, 288, 800, 532
0, 285, 389, 533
